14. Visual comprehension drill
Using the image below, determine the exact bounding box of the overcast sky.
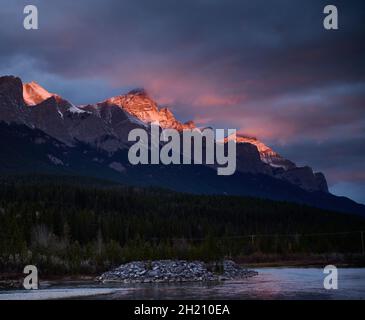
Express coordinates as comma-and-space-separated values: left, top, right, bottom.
1, 0, 364, 203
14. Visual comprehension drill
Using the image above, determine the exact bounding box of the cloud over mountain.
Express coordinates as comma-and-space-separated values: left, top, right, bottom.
0, 0, 364, 202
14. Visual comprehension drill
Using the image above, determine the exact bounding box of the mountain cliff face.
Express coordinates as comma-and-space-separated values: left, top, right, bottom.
0, 76, 28, 124
0, 75, 329, 195
23, 81, 56, 106
224, 134, 328, 192
233, 135, 295, 170
105, 89, 196, 130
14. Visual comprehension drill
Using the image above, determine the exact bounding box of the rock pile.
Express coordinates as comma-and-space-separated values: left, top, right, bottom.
221, 260, 258, 280
97, 260, 257, 283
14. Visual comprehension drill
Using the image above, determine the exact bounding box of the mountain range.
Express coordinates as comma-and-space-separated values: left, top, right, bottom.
0, 75, 364, 215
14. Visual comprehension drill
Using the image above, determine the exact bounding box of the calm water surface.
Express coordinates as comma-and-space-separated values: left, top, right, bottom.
1, 268, 364, 300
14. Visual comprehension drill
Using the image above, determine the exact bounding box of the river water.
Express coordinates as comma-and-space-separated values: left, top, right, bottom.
1, 268, 364, 300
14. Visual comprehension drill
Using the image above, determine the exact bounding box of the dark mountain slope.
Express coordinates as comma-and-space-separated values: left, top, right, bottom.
1, 121, 364, 216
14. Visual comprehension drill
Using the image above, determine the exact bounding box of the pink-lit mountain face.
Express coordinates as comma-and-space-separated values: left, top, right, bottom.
105, 89, 196, 131
0, 76, 328, 193
23, 82, 56, 106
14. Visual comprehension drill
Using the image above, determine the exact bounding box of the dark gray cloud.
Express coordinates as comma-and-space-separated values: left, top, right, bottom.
0, 0, 364, 202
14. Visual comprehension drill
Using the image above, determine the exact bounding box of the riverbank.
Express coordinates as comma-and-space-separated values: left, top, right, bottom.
235, 253, 365, 268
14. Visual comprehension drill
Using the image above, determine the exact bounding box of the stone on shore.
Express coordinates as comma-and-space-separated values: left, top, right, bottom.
97, 260, 258, 283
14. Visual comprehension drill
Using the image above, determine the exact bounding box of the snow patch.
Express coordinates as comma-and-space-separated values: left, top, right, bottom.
125, 112, 148, 127
47, 154, 64, 166
109, 162, 126, 173
57, 109, 64, 119
69, 105, 89, 114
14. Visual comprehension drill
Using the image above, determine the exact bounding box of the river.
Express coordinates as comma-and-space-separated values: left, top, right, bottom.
1, 268, 364, 300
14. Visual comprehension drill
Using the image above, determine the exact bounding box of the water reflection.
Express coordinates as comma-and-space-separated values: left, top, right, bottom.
89, 268, 365, 300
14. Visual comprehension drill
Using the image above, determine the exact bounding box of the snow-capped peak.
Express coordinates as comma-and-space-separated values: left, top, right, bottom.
23, 81, 55, 106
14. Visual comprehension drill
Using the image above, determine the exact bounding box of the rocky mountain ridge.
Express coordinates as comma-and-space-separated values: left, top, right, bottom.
0, 75, 328, 193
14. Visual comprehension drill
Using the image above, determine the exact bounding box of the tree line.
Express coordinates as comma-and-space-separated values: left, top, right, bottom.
1, 179, 365, 275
